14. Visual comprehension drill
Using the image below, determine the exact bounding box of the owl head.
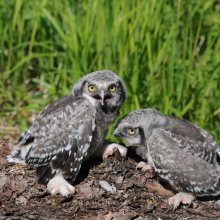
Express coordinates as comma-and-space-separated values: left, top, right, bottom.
72, 70, 127, 111
113, 108, 166, 146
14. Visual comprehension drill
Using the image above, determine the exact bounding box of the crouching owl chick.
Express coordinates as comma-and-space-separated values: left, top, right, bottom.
8, 70, 127, 197
113, 108, 220, 209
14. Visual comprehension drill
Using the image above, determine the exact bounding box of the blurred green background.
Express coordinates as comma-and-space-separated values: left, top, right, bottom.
0, 0, 220, 144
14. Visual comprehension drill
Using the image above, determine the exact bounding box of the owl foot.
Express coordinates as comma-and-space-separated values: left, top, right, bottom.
47, 171, 75, 197
168, 192, 195, 209
136, 161, 154, 172
102, 143, 127, 159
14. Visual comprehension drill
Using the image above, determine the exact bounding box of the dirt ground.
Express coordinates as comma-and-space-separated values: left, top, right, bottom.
0, 142, 220, 220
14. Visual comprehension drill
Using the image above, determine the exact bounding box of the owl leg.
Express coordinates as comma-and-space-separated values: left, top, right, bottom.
136, 161, 154, 173
168, 192, 195, 209
98, 141, 127, 159
47, 170, 75, 197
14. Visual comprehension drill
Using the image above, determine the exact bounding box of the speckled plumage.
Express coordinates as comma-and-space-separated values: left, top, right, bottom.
114, 108, 220, 201
8, 70, 127, 196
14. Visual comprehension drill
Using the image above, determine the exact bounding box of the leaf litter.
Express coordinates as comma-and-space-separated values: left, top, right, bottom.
0, 142, 220, 220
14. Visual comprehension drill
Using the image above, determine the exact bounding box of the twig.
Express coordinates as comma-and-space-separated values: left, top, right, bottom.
184, 206, 216, 218
0, 126, 20, 131
163, 207, 172, 214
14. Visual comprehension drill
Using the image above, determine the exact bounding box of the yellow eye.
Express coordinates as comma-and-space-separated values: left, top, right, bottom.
129, 128, 135, 135
109, 85, 116, 92
89, 85, 95, 92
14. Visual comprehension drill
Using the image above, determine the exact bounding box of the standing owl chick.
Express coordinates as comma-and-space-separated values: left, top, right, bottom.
8, 70, 127, 197
113, 108, 220, 209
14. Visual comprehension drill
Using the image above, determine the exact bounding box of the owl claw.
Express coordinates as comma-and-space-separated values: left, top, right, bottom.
136, 161, 154, 173
47, 171, 75, 197
102, 143, 127, 159
49, 184, 75, 197
168, 192, 195, 209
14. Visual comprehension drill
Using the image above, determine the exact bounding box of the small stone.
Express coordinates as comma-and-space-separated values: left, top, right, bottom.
16, 195, 27, 205
99, 180, 116, 193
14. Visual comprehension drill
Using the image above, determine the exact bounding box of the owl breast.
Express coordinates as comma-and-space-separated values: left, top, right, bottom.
83, 107, 118, 161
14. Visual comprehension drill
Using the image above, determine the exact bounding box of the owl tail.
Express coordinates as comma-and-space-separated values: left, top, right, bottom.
7, 144, 31, 164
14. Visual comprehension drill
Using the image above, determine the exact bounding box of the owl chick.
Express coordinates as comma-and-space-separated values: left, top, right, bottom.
8, 70, 127, 197
113, 108, 220, 209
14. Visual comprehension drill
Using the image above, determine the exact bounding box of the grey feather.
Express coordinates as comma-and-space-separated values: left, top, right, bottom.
114, 108, 220, 197
8, 70, 127, 185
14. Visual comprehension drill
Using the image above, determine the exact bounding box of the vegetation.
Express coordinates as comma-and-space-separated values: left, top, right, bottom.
1, 0, 220, 144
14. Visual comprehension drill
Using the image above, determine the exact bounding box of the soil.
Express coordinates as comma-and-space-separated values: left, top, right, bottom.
0, 142, 220, 220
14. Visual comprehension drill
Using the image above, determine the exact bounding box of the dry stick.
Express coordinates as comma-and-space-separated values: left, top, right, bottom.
184, 206, 216, 218
163, 207, 172, 214
0, 126, 20, 131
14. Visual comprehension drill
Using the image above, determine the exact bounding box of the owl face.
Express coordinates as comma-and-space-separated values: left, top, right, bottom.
72, 70, 127, 110
113, 121, 143, 147
114, 109, 167, 146
84, 81, 118, 107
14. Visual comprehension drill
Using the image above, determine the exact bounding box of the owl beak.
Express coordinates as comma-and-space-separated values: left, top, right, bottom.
113, 128, 121, 138
100, 90, 105, 105
96, 90, 112, 105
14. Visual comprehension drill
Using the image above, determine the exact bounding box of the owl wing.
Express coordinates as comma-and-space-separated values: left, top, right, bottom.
18, 94, 96, 184
164, 115, 219, 164
148, 128, 220, 196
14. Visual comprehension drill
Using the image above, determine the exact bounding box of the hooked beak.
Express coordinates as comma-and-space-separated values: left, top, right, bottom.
93, 90, 112, 105
100, 90, 105, 105
113, 127, 121, 138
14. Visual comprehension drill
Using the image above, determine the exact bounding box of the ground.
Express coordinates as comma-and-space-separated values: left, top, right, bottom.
0, 142, 220, 220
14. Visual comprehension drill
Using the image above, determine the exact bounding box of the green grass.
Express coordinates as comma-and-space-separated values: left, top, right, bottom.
0, 0, 220, 144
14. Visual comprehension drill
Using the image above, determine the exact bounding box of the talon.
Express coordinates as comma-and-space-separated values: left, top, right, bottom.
168, 192, 195, 209
102, 143, 127, 160
47, 171, 75, 197
136, 161, 154, 172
